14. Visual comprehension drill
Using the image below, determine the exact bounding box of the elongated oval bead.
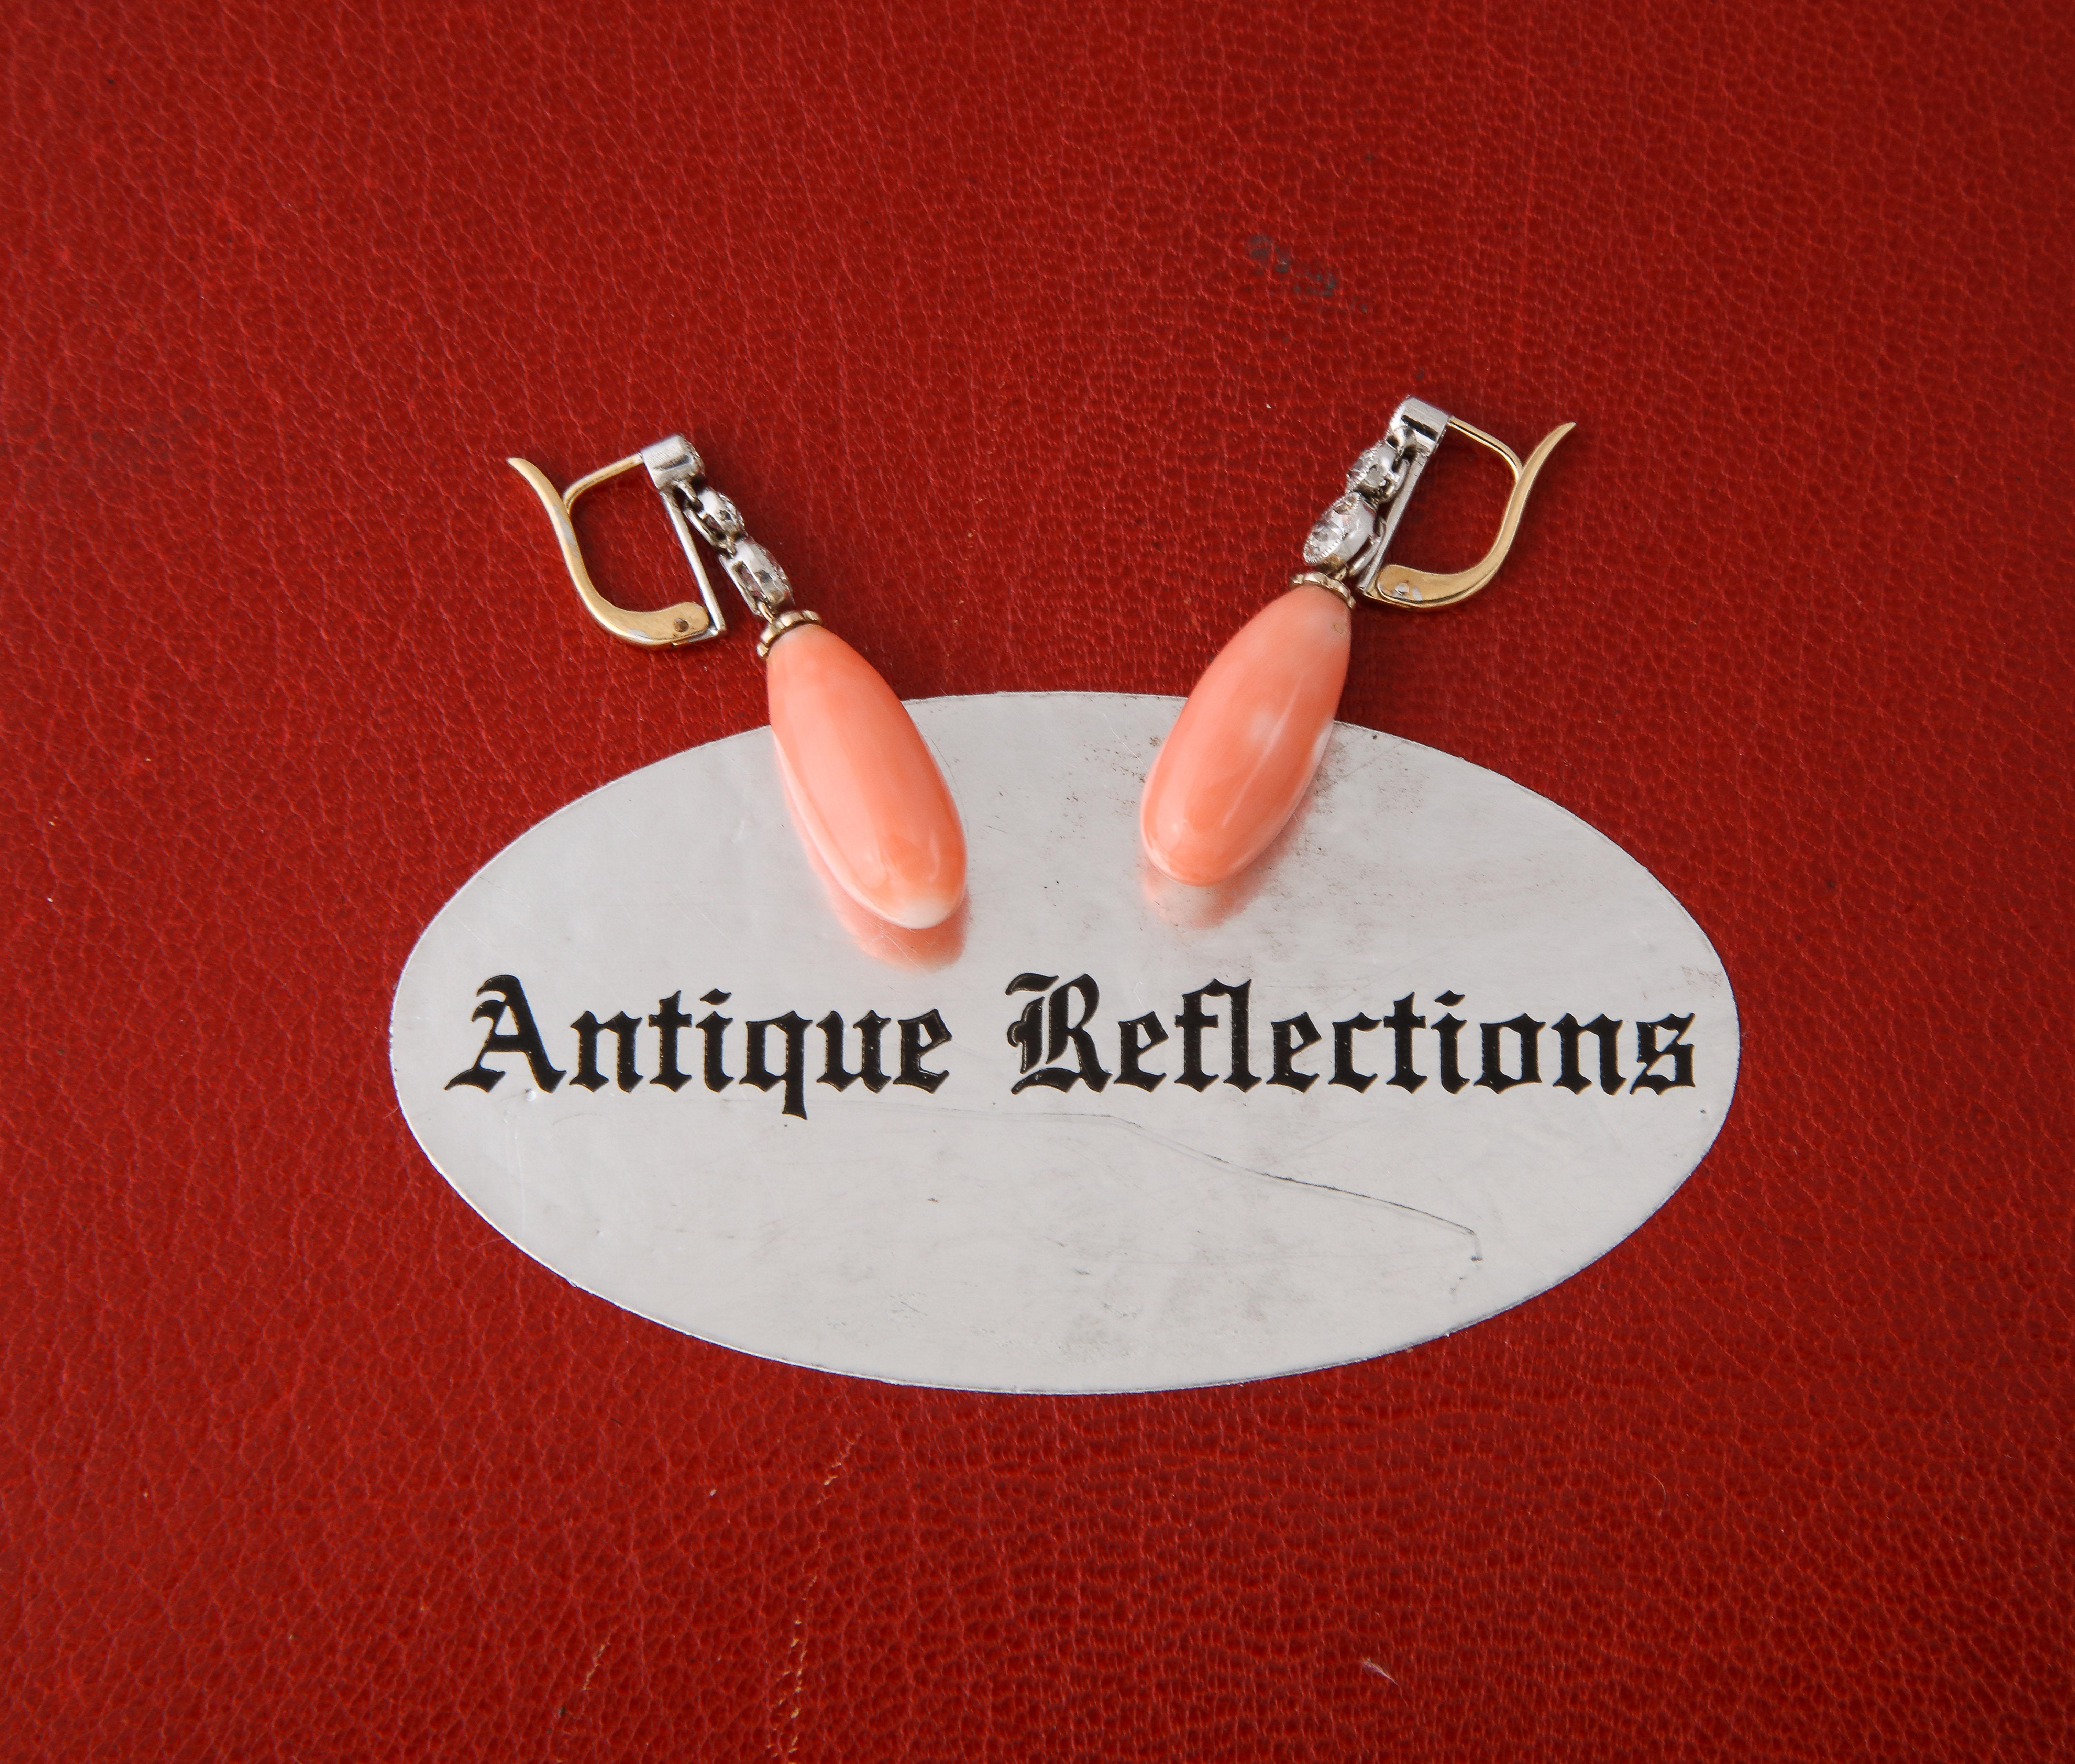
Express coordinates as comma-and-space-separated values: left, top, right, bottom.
1140, 584, 1352, 887
766, 624, 966, 930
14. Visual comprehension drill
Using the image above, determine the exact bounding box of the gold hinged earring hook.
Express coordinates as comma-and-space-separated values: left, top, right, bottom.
1366, 418, 1574, 609
508, 440, 727, 648
1293, 399, 1573, 612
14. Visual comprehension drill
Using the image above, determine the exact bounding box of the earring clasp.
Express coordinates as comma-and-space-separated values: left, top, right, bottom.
508, 434, 822, 656
1294, 398, 1573, 610
508, 437, 729, 647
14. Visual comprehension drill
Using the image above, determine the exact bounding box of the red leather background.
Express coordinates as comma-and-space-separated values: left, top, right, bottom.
4, 1, 2071, 1757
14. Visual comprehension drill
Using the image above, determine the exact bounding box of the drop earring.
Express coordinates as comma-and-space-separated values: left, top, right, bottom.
1140, 397, 1573, 888
509, 435, 966, 930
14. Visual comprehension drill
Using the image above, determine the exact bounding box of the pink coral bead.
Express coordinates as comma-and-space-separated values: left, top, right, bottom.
766, 623, 966, 930
1140, 583, 1353, 887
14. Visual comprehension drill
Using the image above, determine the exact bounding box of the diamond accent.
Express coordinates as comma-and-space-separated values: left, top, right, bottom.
731, 540, 792, 615
696, 488, 746, 545
1347, 443, 1401, 497
1302, 494, 1376, 570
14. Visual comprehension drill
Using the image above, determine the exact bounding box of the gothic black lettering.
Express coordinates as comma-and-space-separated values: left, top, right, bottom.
1200, 979, 1259, 1092
1116, 1012, 1168, 1090
1554, 1013, 1623, 1094
1269, 1013, 1321, 1091
571, 1010, 643, 1093
649, 992, 694, 1092
854, 1011, 893, 1093
742, 1012, 812, 1119
446, 971, 1694, 1120
1383, 994, 1426, 1093
1330, 1013, 1380, 1091
1433, 991, 1469, 1094
897, 1011, 953, 1092
1631, 1014, 1696, 1093
1005, 972, 1059, 1079
1175, 987, 1221, 1091
818, 1012, 860, 1091
446, 974, 565, 1093
697, 989, 733, 1091
1011, 974, 1110, 1094
1476, 1013, 1544, 1092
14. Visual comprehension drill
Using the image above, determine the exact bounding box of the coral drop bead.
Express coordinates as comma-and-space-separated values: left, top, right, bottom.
765, 624, 966, 930
1140, 584, 1353, 887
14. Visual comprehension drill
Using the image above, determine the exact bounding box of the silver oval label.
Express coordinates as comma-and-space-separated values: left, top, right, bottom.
391, 693, 1737, 1393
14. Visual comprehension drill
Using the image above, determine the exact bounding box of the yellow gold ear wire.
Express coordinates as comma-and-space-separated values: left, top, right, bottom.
507, 440, 725, 647
1357, 417, 1574, 609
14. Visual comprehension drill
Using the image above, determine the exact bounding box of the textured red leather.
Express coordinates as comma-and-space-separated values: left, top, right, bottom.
4, 1, 2070, 1757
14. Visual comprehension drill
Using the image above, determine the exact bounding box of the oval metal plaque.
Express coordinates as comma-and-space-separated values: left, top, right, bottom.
391, 693, 1737, 1393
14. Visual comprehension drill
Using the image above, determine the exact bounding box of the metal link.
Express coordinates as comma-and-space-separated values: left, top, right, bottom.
635, 434, 804, 642
691, 486, 746, 551
1346, 438, 1410, 501
1301, 397, 1452, 588
723, 540, 794, 623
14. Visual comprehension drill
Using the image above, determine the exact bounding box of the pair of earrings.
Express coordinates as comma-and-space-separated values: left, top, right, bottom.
510, 398, 1570, 931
